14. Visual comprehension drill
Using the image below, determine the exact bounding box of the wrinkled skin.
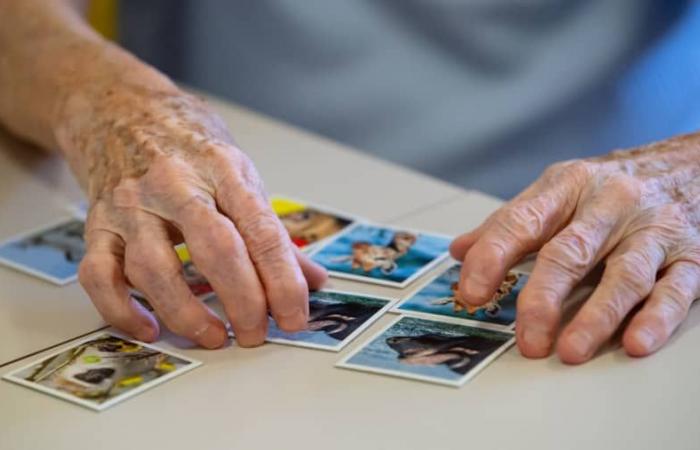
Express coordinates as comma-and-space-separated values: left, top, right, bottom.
57, 81, 327, 348
451, 136, 700, 363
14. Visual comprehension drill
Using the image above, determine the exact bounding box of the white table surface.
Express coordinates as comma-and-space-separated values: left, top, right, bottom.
1, 95, 698, 450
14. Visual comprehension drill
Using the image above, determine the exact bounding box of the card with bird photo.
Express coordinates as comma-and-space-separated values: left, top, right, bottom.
0, 217, 85, 285
270, 195, 357, 251
393, 263, 528, 329
266, 290, 395, 351
309, 223, 451, 288
2, 333, 201, 411
337, 316, 514, 387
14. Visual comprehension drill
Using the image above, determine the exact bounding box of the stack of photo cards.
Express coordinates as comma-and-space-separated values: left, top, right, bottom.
2, 196, 526, 412
2, 333, 201, 411
336, 264, 528, 387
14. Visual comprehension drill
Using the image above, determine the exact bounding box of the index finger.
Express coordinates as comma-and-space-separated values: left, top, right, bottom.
215, 161, 311, 331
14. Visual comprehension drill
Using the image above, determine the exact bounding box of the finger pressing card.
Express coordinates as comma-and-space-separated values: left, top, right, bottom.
394, 263, 528, 329
265, 290, 395, 351
0, 217, 85, 285
337, 316, 514, 387
3, 333, 201, 411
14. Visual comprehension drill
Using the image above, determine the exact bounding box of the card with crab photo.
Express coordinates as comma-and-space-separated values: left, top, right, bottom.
270, 195, 359, 252
336, 315, 514, 387
0, 217, 85, 285
2, 332, 201, 411
393, 263, 528, 329
309, 223, 451, 288
265, 290, 395, 351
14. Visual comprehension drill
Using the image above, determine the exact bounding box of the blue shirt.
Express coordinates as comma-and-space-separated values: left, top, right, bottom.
120, 0, 694, 198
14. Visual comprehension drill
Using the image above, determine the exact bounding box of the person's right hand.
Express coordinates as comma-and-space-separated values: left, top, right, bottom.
59, 80, 327, 348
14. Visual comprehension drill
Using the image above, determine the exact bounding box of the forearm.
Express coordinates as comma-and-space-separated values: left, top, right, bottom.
0, 0, 178, 185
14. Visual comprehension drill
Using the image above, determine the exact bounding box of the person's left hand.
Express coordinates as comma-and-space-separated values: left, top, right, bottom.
450, 135, 700, 363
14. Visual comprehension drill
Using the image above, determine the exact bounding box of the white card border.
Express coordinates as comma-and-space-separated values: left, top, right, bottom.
2, 331, 202, 412
336, 315, 515, 387
308, 222, 453, 288
0, 216, 85, 285
391, 264, 531, 331
265, 288, 397, 352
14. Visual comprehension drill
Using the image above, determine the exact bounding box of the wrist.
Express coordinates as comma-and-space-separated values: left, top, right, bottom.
53, 43, 180, 187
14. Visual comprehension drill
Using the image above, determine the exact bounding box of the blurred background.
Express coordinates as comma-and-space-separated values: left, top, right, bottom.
90, 0, 699, 199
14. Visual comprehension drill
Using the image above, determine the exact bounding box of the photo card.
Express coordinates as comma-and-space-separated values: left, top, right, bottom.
271, 195, 357, 251
394, 263, 528, 328
337, 316, 514, 387
3, 333, 201, 411
266, 290, 395, 351
0, 217, 85, 285
310, 223, 451, 288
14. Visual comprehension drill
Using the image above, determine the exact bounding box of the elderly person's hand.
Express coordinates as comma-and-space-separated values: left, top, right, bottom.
451, 137, 700, 363
67, 82, 327, 349
0, 0, 327, 349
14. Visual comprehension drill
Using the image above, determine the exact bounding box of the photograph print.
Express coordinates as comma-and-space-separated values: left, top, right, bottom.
266, 290, 393, 351
3, 333, 200, 411
271, 196, 355, 250
338, 316, 514, 387
0, 217, 85, 284
310, 223, 450, 287
395, 264, 528, 327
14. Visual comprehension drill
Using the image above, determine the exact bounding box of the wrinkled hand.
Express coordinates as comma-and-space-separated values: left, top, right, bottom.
58, 83, 327, 348
450, 136, 700, 363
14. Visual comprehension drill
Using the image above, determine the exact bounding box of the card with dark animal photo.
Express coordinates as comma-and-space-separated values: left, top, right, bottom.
337, 316, 514, 387
310, 223, 451, 288
394, 264, 528, 329
271, 195, 357, 251
266, 290, 394, 351
2, 333, 201, 411
0, 217, 85, 285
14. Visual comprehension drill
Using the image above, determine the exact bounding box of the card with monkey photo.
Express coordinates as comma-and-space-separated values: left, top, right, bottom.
309, 223, 451, 288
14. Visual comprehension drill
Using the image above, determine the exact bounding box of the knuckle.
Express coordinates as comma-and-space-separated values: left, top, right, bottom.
126, 246, 180, 287
658, 285, 691, 318
78, 256, 108, 291
589, 297, 626, 329
539, 230, 595, 277
237, 210, 289, 262
606, 252, 655, 297
499, 199, 548, 242
605, 174, 644, 205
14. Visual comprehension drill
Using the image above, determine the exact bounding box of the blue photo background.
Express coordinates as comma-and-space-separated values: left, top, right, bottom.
267, 291, 389, 347
0, 220, 85, 281
398, 265, 527, 326
311, 224, 450, 283
346, 316, 512, 382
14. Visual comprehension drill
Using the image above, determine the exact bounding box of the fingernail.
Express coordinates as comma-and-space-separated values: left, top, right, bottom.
566, 330, 593, 358
464, 273, 491, 302
635, 328, 657, 352
276, 307, 308, 332
195, 322, 227, 349
522, 327, 551, 354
